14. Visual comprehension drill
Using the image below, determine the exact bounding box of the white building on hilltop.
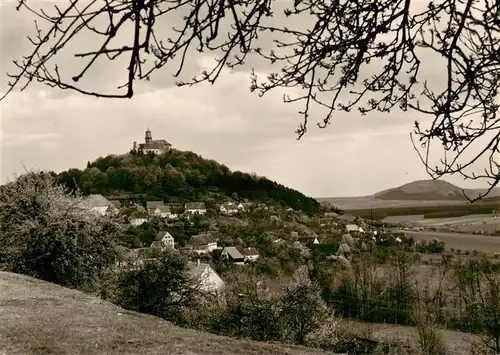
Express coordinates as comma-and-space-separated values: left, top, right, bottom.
133, 128, 172, 154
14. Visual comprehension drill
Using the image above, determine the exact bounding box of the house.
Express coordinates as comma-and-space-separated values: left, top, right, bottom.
80, 194, 118, 216
338, 214, 357, 223
116, 247, 158, 269
153, 205, 172, 218
150, 231, 175, 250
129, 211, 148, 226
346, 224, 361, 233
220, 202, 239, 215
146, 201, 165, 214
185, 202, 207, 215
241, 247, 260, 262
186, 233, 217, 254
221, 247, 245, 264
188, 260, 225, 294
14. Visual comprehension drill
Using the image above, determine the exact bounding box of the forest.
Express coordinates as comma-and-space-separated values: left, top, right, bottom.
57, 150, 320, 214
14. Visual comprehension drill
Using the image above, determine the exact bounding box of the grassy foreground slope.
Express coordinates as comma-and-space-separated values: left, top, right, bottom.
0, 271, 329, 355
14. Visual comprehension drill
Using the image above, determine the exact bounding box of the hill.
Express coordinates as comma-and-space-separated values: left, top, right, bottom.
373, 179, 486, 201
0, 271, 330, 355
57, 150, 320, 214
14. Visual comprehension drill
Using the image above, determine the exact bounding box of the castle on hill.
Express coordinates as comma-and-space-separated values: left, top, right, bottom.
132, 129, 172, 154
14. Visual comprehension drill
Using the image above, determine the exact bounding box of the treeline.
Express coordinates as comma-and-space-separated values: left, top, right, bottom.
349, 203, 497, 219
57, 150, 320, 214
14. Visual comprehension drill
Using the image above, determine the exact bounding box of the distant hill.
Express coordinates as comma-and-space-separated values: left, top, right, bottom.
0, 271, 329, 355
373, 179, 499, 201
317, 180, 500, 210
57, 150, 320, 214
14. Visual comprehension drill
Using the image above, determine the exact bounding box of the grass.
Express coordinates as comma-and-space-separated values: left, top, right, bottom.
0, 271, 330, 355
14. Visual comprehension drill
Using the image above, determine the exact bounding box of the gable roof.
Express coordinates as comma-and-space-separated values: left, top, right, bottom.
129, 211, 148, 219
82, 194, 114, 208
223, 246, 245, 260
240, 247, 259, 256
338, 214, 357, 222
147, 201, 164, 210
188, 262, 223, 282
157, 205, 171, 213
188, 233, 215, 245
188, 262, 208, 279
185, 202, 206, 210
346, 224, 359, 232
155, 231, 173, 241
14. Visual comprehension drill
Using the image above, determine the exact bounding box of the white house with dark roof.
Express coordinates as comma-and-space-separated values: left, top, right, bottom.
150, 231, 175, 250
220, 202, 239, 215
186, 233, 217, 254
185, 202, 207, 215
79, 194, 118, 216
241, 247, 260, 262
146, 201, 164, 214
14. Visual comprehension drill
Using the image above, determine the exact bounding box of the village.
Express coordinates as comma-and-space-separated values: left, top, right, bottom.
79, 193, 372, 295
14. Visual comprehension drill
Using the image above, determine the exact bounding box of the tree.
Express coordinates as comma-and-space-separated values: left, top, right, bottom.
0, 171, 121, 291
3, 0, 500, 198
280, 265, 333, 345
113, 249, 201, 323
454, 256, 500, 354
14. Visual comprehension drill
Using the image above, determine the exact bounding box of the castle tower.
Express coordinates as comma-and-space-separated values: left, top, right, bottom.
145, 128, 152, 144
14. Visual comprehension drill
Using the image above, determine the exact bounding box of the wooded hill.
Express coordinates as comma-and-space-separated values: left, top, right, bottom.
57, 150, 320, 214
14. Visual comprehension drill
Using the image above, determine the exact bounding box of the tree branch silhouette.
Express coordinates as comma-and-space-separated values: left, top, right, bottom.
2, 0, 499, 200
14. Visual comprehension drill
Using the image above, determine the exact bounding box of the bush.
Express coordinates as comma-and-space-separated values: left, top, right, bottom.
0, 171, 121, 291
112, 249, 200, 323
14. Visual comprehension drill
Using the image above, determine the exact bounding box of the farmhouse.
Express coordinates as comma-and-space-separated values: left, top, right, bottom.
79, 194, 118, 216
220, 202, 239, 215
146, 201, 164, 214
186, 233, 217, 254
241, 247, 260, 262
185, 202, 207, 215
150, 231, 175, 250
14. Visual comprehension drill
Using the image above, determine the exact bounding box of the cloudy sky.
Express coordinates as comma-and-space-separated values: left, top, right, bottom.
0, 0, 492, 197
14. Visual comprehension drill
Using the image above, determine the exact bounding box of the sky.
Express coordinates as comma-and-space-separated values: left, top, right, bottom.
0, 0, 494, 197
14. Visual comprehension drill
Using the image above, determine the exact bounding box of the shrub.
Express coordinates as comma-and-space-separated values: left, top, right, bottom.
0, 171, 121, 291
112, 249, 200, 323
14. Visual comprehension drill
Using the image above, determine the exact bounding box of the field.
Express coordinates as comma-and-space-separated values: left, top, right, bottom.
318, 196, 469, 210
318, 196, 499, 219
384, 214, 500, 233
391, 229, 500, 254
0, 271, 330, 355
